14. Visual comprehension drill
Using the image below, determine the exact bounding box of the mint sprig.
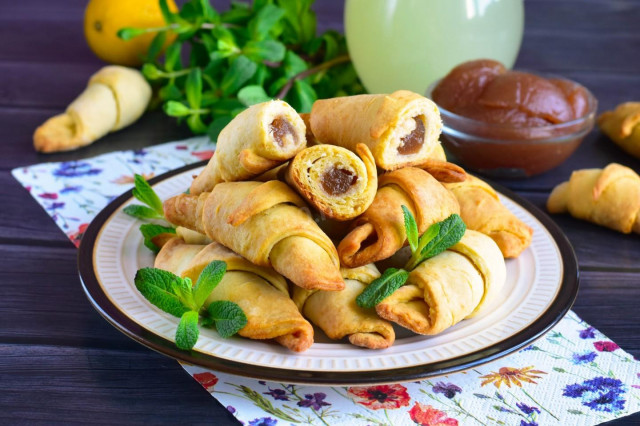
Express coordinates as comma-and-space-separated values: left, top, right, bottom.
356, 209, 466, 308
134, 260, 247, 350
140, 224, 177, 253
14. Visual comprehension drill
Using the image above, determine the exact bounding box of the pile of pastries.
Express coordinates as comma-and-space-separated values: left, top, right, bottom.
155, 91, 534, 352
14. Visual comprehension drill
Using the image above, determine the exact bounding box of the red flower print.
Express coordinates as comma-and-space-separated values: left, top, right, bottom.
409, 402, 458, 426
347, 384, 410, 410
594, 341, 619, 352
68, 223, 89, 248
193, 372, 218, 391
38, 192, 58, 200
192, 150, 215, 161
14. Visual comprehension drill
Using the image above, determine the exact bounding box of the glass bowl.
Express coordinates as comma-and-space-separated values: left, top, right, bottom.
426, 76, 597, 178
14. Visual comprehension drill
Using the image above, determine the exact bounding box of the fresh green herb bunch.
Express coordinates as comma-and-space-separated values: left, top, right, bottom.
118, 0, 365, 140
356, 208, 466, 308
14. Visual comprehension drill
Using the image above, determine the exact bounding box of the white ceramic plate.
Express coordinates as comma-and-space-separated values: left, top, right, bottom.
79, 162, 578, 385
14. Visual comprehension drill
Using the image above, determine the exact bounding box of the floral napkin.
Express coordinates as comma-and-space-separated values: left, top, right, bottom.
12, 138, 640, 426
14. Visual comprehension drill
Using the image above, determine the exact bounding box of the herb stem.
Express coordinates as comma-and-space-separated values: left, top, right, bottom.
276, 54, 351, 99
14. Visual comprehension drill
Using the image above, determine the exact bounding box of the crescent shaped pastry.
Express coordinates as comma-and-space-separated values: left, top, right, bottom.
598, 102, 640, 159
337, 167, 460, 268
155, 238, 313, 352
286, 143, 378, 220
310, 90, 442, 170
164, 180, 345, 291
444, 174, 533, 258
190, 100, 306, 195
547, 163, 640, 234
34, 66, 151, 153
292, 264, 395, 349
376, 230, 506, 335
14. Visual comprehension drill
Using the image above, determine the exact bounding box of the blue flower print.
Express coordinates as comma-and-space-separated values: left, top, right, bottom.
579, 326, 596, 339
226, 406, 236, 414
53, 161, 102, 178
563, 377, 626, 413
263, 388, 289, 401
571, 351, 597, 365
60, 185, 83, 194
516, 402, 540, 415
520, 420, 538, 426
297, 393, 330, 410
248, 417, 277, 426
432, 382, 462, 399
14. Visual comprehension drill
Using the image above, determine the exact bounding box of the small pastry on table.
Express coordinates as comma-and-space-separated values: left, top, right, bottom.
598, 102, 640, 159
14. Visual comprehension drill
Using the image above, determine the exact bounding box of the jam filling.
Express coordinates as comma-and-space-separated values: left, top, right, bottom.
397, 116, 425, 155
321, 167, 358, 196
270, 117, 297, 147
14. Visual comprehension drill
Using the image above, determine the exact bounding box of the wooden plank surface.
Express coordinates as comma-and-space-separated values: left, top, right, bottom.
2, 0, 639, 425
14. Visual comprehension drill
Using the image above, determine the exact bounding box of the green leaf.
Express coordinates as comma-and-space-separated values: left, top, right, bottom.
175, 310, 200, 350
132, 174, 163, 215
134, 268, 190, 318
117, 27, 148, 41
123, 204, 164, 221
283, 50, 307, 78
185, 68, 203, 108
139, 224, 176, 253
187, 114, 208, 134
415, 223, 440, 256
356, 268, 409, 308
207, 115, 233, 141
193, 261, 227, 309
159, 0, 178, 23
207, 301, 247, 338
289, 80, 316, 113
402, 205, 418, 254
322, 32, 339, 61
164, 101, 192, 117
249, 4, 285, 40
164, 43, 182, 72
419, 214, 466, 259
220, 55, 258, 96
142, 63, 162, 80
237, 85, 271, 106
145, 31, 168, 62
158, 83, 182, 101
243, 40, 286, 62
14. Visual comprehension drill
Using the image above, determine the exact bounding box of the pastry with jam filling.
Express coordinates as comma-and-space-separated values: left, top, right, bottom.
286, 143, 377, 221
309, 90, 443, 170
190, 100, 306, 195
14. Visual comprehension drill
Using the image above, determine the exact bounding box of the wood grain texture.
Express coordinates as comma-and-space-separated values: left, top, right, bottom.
2, 0, 640, 425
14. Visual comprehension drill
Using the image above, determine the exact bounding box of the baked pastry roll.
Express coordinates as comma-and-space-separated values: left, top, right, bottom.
164, 180, 345, 291
292, 264, 395, 349
444, 175, 533, 258
376, 230, 506, 335
34, 66, 151, 152
598, 102, 640, 159
547, 163, 640, 234
337, 167, 460, 268
155, 238, 313, 352
310, 90, 442, 170
190, 100, 306, 195
286, 143, 377, 220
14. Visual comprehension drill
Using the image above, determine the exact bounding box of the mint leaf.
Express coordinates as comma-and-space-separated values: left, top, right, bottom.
193, 261, 227, 308
171, 276, 196, 310
164, 101, 191, 117
146, 31, 168, 62
249, 4, 285, 40
207, 301, 247, 338
124, 204, 164, 220
159, 0, 178, 24
134, 268, 190, 318
185, 68, 203, 109
237, 85, 272, 106
207, 115, 233, 141
175, 310, 200, 350
132, 174, 163, 216
139, 224, 176, 253
221, 55, 258, 96
420, 214, 466, 259
289, 80, 316, 113
243, 39, 286, 63
402, 205, 418, 254
356, 268, 409, 308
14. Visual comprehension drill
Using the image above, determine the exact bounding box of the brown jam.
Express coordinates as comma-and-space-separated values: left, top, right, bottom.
397, 117, 425, 155
321, 167, 358, 196
270, 117, 297, 147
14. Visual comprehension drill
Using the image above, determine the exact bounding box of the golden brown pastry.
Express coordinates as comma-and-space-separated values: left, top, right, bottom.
34, 66, 151, 152
292, 264, 395, 349
286, 143, 377, 220
155, 238, 313, 352
310, 90, 442, 170
598, 102, 640, 159
337, 167, 460, 268
376, 230, 506, 335
444, 174, 533, 258
190, 100, 306, 195
164, 180, 345, 291
547, 163, 640, 234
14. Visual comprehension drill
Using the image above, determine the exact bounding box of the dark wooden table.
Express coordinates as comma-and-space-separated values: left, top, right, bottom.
2, 0, 639, 424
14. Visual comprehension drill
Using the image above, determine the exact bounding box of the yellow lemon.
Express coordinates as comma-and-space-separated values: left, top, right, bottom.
84, 0, 178, 66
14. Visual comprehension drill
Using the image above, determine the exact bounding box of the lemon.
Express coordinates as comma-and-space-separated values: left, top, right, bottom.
84, 0, 178, 66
